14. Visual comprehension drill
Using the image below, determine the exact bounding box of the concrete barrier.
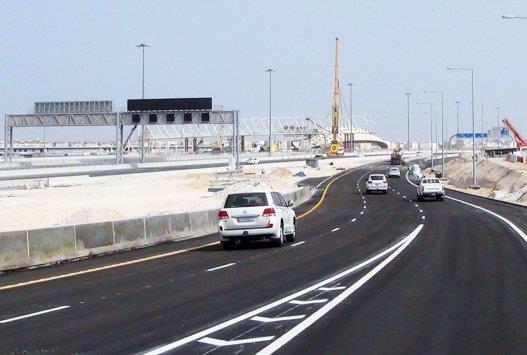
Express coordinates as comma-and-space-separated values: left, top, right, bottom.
114, 218, 145, 244
75, 222, 114, 250
145, 215, 172, 240
28, 226, 76, 263
0, 231, 29, 269
0, 185, 317, 271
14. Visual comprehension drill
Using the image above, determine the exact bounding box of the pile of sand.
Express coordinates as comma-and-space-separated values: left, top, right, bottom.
445, 156, 527, 205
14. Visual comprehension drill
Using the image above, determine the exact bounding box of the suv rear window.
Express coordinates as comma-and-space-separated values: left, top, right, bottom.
370, 175, 385, 180
224, 192, 268, 208
422, 178, 440, 184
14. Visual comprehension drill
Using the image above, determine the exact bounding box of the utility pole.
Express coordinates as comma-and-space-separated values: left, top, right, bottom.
406, 93, 411, 151
348, 83, 354, 151
447, 67, 478, 188
496, 106, 501, 147
137, 43, 150, 163
266, 68, 274, 156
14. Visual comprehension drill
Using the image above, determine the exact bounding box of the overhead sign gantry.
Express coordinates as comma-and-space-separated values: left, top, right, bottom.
4, 98, 237, 163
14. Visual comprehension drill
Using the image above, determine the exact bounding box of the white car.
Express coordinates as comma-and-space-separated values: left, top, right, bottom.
366, 174, 388, 194
245, 157, 259, 165
387, 167, 401, 178
217, 190, 296, 249
417, 177, 444, 201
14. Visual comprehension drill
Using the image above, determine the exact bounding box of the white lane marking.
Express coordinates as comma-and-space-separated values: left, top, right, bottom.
415, 204, 419, 207
318, 286, 346, 291
289, 299, 328, 305
419, 209, 423, 213
421, 216, 426, 220
291, 241, 306, 247
199, 336, 275, 346
251, 315, 306, 323
351, 218, 357, 222
397, 192, 401, 195
206, 263, 236, 272
360, 211, 364, 215
403, 195, 407, 199
331, 228, 340, 232
142, 226, 421, 355
257, 224, 424, 355
0, 305, 70, 324
363, 206, 366, 209
446, 196, 527, 244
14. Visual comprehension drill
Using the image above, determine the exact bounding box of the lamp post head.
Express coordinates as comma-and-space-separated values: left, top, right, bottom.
136, 43, 150, 48
502, 14, 515, 19
265, 68, 275, 73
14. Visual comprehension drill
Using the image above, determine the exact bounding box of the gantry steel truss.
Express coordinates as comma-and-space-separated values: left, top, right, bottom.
4, 111, 236, 163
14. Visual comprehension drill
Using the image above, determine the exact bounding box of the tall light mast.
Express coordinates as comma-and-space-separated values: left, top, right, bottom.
330, 37, 341, 155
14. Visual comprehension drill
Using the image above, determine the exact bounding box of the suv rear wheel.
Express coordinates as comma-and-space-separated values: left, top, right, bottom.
286, 219, 296, 242
274, 224, 284, 247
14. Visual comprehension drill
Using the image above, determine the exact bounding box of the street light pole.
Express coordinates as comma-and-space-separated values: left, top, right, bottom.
137, 43, 150, 163
455, 100, 460, 135
417, 101, 434, 169
496, 106, 501, 147
406, 93, 411, 151
424, 90, 445, 177
447, 66, 478, 188
266, 69, 274, 157
348, 83, 354, 151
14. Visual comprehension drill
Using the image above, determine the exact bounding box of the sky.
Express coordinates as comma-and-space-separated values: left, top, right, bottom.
1, 0, 527, 143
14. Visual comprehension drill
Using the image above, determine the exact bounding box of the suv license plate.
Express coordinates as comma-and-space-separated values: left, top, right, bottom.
238, 217, 254, 222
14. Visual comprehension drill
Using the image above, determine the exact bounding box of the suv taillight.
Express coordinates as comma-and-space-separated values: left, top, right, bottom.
262, 208, 276, 217
217, 210, 229, 219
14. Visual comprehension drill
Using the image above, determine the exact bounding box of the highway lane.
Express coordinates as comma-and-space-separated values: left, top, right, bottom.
0, 162, 423, 353
0, 162, 526, 353
278, 169, 527, 354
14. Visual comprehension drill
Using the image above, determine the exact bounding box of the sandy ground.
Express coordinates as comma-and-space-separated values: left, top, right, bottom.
441, 155, 527, 205
0, 156, 387, 232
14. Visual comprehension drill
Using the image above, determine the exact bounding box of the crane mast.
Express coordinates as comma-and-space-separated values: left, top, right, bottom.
330, 37, 342, 156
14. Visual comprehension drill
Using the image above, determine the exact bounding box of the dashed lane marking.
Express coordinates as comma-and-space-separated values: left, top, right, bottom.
0, 305, 70, 324
206, 263, 236, 272
290, 241, 306, 247
331, 228, 340, 232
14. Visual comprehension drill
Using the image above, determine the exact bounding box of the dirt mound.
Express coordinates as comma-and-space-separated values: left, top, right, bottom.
445, 156, 527, 204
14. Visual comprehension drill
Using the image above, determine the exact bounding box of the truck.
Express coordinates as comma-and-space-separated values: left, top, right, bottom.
390, 148, 405, 165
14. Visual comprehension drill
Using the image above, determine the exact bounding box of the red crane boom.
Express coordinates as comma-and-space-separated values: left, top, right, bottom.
502, 118, 527, 148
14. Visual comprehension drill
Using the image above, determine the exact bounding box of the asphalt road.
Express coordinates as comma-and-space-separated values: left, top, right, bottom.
1, 161, 526, 354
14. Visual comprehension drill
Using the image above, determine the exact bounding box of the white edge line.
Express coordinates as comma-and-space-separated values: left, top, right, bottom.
257, 224, 424, 355
142, 226, 420, 355
446, 196, 527, 244
206, 262, 236, 272
0, 305, 70, 324
331, 228, 340, 232
351, 218, 357, 222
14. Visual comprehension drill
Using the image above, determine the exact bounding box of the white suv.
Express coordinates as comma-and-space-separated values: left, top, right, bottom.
366, 174, 388, 194
417, 177, 444, 201
217, 191, 296, 249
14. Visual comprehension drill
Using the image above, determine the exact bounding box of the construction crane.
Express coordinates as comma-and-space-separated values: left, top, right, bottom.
328, 37, 343, 157
502, 118, 527, 148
